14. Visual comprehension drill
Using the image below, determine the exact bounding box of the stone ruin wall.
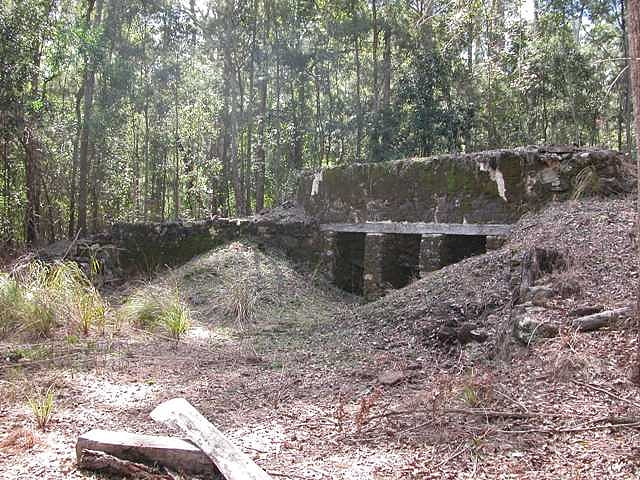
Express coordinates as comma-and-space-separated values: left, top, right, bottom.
296, 145, 629, 224
57, 146, 629, 294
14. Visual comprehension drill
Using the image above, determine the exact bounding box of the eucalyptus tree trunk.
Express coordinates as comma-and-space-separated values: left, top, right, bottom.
380, 12, 392, 158
628, 0, 640, 383
77, 0, 104, 234
369, 0, 380, 161
629, 0, 640, 148
354, 26, 363, 163
68, 85, 83, 237
222, 1, 245, 216
255, 75, 267, 212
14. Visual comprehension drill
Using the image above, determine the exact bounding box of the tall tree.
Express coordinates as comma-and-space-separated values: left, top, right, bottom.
77, 0, 104, 234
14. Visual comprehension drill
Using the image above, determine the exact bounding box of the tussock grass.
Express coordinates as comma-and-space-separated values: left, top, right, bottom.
0, 261, 106, 340
227, 278, 258, 330
27, 385, 55, 431
119, 286, 191, 339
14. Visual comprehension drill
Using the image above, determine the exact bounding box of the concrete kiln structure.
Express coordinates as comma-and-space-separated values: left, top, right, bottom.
84, 146, 629, 300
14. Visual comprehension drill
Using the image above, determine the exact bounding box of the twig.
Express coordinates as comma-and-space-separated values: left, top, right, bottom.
572, 379, 640, 409
494, 389, 529, 412
0, 352, 84, 370
130, 327, 216, 354
367, 406, 640, 426
435, 443, 468, 469
62, 229, 82, 260
267, 471, 315, 480
497, 421, 640, 435
367, 407, 593, 423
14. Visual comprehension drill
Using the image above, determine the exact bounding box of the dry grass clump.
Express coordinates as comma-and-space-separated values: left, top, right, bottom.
227, 278, 259, 330
0, 261, 106, 339
0, 428, 40, 453
119, 286, 191, 340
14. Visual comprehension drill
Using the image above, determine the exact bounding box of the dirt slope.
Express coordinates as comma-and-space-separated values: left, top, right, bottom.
346, 195, 636, 358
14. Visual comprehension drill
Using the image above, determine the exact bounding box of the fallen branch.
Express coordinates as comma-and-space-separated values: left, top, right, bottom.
497, 421, 640, 435
570, 306, 632, 332
78, 449, 173, 480
367, 406, 640, 425
572, 379, 640, 409
151, 398, 273, 480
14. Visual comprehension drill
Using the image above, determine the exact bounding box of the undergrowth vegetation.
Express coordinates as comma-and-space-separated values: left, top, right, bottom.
0, 261, 106, 340
27, 385, 55, 431
119, 285, 191, 340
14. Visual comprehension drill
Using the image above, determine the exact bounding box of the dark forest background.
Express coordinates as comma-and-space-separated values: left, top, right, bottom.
0, 0, 635, 245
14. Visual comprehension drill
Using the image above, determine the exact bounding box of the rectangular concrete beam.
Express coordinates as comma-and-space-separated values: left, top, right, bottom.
320, 222, 511, 236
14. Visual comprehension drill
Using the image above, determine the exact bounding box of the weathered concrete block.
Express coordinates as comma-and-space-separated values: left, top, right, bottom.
297, 146, 630, 225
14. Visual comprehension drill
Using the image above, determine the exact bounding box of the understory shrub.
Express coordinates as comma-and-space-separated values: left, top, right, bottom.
0, 261, 106, 339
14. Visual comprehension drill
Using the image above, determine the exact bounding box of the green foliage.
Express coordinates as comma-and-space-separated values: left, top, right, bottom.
120, 286, 191, 339
0, 0, 634, 246
0, 261, 106, 339
161, 302, 191, 340
27, 385, 55, 431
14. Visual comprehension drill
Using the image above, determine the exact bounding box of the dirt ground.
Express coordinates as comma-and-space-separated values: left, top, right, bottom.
2, 197, 640, 479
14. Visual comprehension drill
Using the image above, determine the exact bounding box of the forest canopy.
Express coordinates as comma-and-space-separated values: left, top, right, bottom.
0, 0, 635, 246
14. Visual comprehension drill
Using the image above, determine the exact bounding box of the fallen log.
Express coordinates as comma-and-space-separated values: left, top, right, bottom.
570, 306, 632, 332
75, 429, 218, 477
568, 304, 604, 317
151, 398, 273, 480
77, 449, 172, 480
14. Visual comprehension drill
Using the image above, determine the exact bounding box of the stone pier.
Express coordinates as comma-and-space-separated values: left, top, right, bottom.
321, 231, 337, 283
363, 233, 386, 301
419, 234, 445, 276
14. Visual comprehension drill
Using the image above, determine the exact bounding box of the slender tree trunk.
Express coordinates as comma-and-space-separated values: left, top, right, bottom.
2, 121, 9, 231
90, 147, 100, 232
68, 85, 83, 237
371, 0, 379, 112
274, 51, 282, 204
21, 131, 41, 244
173, 73, 180, 219
77, 0, 104, 234
369, 0, 380, 161
354, 29, 362, 163
380, 17, 392, 158
255, 74, 267, 212
628, 0, 640, 383
222, 1, 245, 216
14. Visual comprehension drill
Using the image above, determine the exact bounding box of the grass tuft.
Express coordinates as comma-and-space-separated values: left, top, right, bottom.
120, 286, 191, 339
0, 261, 106, 339
27, 385, 55, 431
227, 279, 258, 330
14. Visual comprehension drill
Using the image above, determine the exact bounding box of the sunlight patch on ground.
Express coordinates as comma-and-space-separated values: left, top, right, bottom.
185, 324, 214, 341
80, 376, 159, 408
231, 421, 289, 454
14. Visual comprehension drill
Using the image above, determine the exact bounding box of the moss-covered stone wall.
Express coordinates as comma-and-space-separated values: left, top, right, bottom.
109, 217, 319, 272
297, 146, 629, 224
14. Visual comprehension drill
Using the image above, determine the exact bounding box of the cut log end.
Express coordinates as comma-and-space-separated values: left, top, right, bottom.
75, 429, 219, 477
